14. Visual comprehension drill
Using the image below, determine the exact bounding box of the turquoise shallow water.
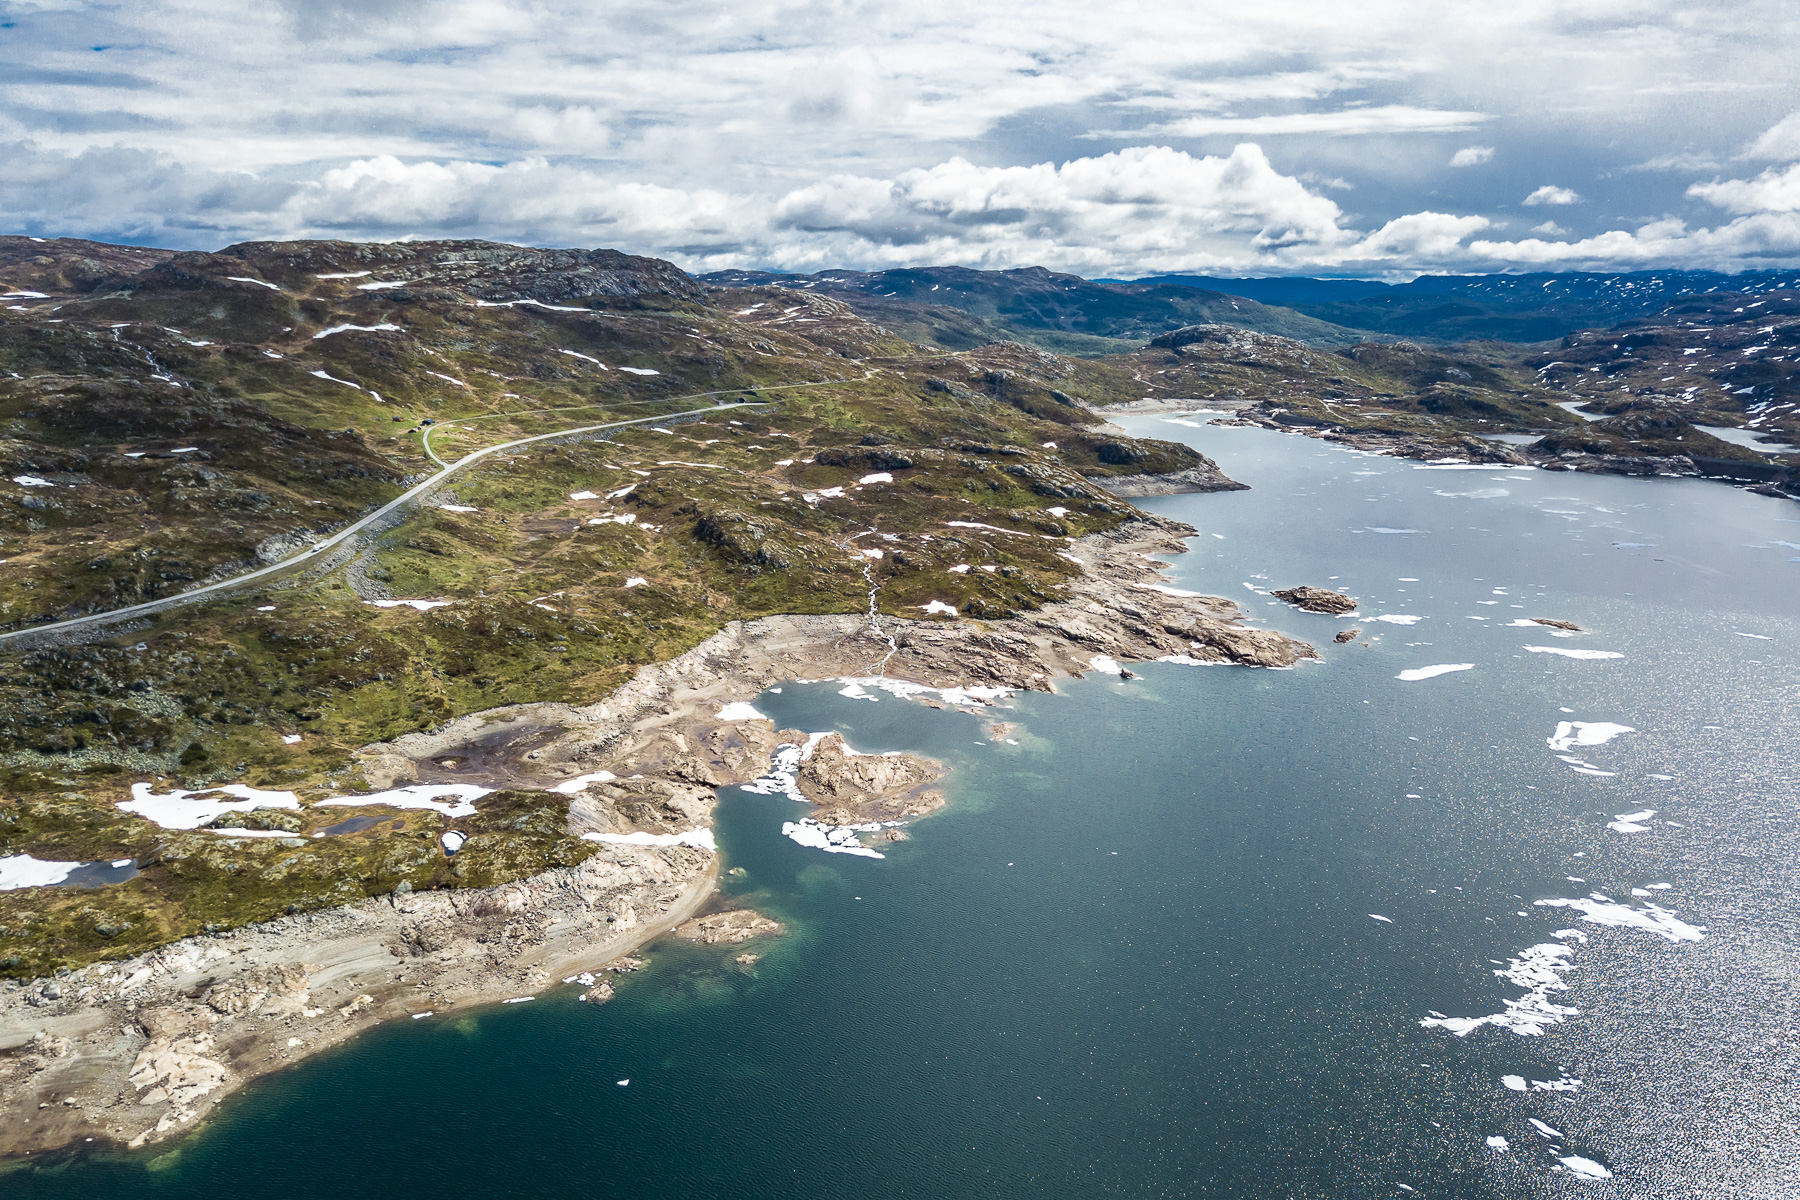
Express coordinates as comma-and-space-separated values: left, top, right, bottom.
8, 419, 1799, 1198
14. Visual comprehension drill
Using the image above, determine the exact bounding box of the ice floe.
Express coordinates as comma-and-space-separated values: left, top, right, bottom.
1501, 1075, 1528, 1092
0, 853, 82, 890
1396, 663, 1474, 681
1089, 655, 1124, 676
1420, 941, 1578, 1037
1525, 646, 1623, 660
1372, 615, 1422, 625
1607, 809, 1656, 833
831, 677, 1012, 708
320, 784, 491, 819
1560, 1156, 1613, 1179
1369, 914, 1393, 923
1529, 1118, 1563, 1139
583, 828, 717, 851
780, 816, 902, 859
1487, 1136, 1510, 1151
717, 701, 770, 722
1534, 896, 1704, 942
121, 782, 300, 830
742, 743, 805, 801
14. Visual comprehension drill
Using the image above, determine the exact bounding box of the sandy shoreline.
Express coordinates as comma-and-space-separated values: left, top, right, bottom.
0, 515, 1314, 1158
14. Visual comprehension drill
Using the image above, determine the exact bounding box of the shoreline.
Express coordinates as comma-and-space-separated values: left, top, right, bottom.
0, 515, 1314, 1159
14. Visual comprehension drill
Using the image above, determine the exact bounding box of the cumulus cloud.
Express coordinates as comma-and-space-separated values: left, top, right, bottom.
1523, 185, 1580, 206
3, 1, 1800, 273
1689, 162, 1800, 215
1472, 152, 1800, 268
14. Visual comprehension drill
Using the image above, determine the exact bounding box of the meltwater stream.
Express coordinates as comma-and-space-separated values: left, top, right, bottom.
8, 418, 1799, 1198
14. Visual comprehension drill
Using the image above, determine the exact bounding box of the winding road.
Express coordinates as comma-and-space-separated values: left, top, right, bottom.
0, 400, 766, 647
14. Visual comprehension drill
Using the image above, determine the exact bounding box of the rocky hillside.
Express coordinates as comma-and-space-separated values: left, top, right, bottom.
0, 235, 1238, 977
1118, 312, 1797, 488
702, 264, 1370, 352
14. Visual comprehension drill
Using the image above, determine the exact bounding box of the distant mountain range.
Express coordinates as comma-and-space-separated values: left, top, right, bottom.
1115, 270, 1800, 342
701, 266, 1372, 352
708, 265, 1800, 350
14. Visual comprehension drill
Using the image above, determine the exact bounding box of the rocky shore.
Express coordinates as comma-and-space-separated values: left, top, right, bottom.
0, 516, 1312, 1156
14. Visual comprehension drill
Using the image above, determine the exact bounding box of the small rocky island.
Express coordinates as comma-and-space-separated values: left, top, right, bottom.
1272, 586, 1358, 615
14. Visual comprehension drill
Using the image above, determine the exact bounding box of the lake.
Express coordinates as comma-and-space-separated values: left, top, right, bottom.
8, 416, 1797, 1198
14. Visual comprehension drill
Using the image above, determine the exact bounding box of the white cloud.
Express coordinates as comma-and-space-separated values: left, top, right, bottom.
1747, 111, 1800, 161
1128, 105, 1486, 140
4, 1, 1800, 274
1472, 160, 1800, 268
1531, 220, 1567, 235
1688, 161, 1800, 215
1523, 185, 1580, 206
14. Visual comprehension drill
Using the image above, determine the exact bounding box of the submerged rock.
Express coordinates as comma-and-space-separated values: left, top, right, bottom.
1531, 618, 1582, 631
674, 909, 781, 945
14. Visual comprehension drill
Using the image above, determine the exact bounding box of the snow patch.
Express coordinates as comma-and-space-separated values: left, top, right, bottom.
120, 783, 300, 830
0, 853, 82, 890
583, 828, 717, 852
717, 701, 770, 722
320, 784, 491, 820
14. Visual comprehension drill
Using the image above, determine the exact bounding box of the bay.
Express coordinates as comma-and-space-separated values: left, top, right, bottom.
8, 417, 1798, 1198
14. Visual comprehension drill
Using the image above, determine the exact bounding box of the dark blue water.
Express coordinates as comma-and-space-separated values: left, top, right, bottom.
7, 419, 1797, 1198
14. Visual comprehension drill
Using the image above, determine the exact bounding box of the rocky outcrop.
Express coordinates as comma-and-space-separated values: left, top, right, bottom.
796, 732, 944, 824
1272, 586, 1358, 615
1093, 462, 1249, 497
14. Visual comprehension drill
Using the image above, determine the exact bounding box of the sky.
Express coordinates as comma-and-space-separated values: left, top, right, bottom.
2, 0, 1799, 279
